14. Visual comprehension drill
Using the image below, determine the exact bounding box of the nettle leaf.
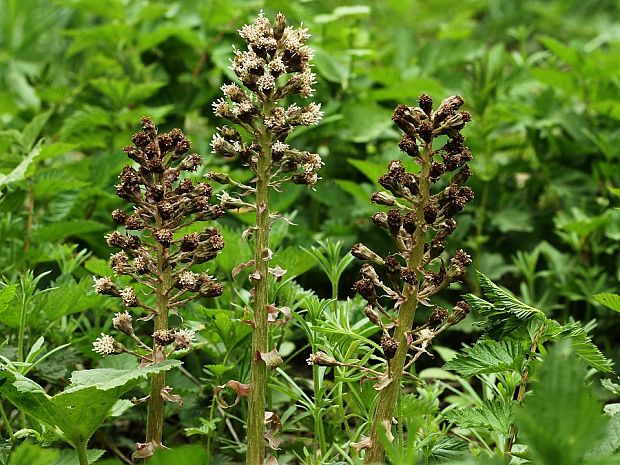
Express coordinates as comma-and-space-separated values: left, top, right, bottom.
468, 272, 545, 339
0, 360, 180, 446
444, 339, 524, 377
595, 293, 620, 313
515, 342, 607, 465
427, 435, 469, 462
444, 400, 513, 435
547, 321, 614, 373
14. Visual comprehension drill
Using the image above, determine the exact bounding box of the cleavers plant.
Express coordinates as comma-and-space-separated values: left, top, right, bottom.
208, 12, 323, 465
92, 117, 225, 459
348, 95, 475, 462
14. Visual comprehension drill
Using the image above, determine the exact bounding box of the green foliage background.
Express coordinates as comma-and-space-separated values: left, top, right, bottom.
1, 0, 620, 463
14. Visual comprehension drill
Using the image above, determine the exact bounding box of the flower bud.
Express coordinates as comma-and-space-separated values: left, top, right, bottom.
351, 243, 384, 264
306, 351, 339, 367
353, 278, 377, 304
113, 311, 134, 336
428, 307, 448, 327
371, 191, 396, 206
153, 329, 174, 346
381, 335, 399, 360
448, 301, 471, 325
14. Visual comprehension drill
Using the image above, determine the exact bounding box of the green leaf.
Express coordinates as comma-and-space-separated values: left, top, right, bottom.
0, 361, 181, 447
339, 101, 394, 143
595, 293, 620, 313
427, 435, 469, 462
21, 111, 52, 151
468, 272, 545, 339
30, 220, 107, 243
0, 285, 17, 314
549, 321, 614, 373
348, 159, 386, 184
147, 445, 208, 464
314, 5, 371, 24
204, 364, 233, 377
444, 339, 524, 377
36, 278, 103, 321
312, 47, 350, 84
7, 441, 60, 465
185, 418, 220, 437
0, 142, 42, 193
50, 449, 105, 465
515, 342, 607, 465
587, 413, 620, 458
444, 400, 514, 435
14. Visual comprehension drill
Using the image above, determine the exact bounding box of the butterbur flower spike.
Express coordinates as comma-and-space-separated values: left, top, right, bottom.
211, 12, 322, 465
93, 117, 224, 454
352, 95, 475, 463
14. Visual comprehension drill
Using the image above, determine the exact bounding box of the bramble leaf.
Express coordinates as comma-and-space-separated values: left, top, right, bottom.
444, 400, 514, 435
443, 339, 524, 377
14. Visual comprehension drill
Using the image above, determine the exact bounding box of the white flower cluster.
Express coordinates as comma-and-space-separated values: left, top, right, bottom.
173, 328, 196, 350
120, 286, 138, 307
92, 333, 120, 356
178, 271, 198, 289
93, 276, 115, 295
211, 13, 323, 187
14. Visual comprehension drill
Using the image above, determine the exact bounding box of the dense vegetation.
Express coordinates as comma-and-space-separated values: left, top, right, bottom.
1, 1, 620, 464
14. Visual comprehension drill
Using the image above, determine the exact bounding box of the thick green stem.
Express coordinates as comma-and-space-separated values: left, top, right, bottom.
364, 142, 433, 464
146, 205, 171, 445
76, 440, 89, 465
246, 103, 274, 465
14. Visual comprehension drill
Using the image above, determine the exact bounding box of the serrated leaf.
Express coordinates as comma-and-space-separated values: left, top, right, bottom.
468, 272, 545, 339
515, 342, 607, 465
59, 106, 113, 149
444, 339, 524, 377
427, 435, 469, 461
0, 285, 17, 314
549, 321, 614, 373
444, 400, 514, 435
595, 293, 620, 313
0, 360, 180, 446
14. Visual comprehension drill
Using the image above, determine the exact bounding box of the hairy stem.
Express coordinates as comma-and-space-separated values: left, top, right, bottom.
76, 440, 89, 465
365, 142, 433, 464
246, 103, 274, 465
146, 203, 170, 445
